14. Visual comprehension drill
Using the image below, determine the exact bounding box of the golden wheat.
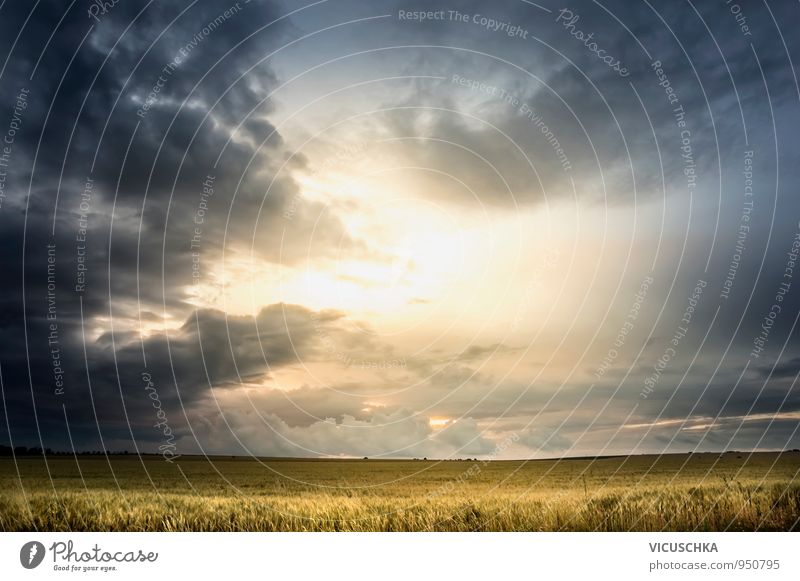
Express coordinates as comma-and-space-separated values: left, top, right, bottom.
1, 452, 798, 531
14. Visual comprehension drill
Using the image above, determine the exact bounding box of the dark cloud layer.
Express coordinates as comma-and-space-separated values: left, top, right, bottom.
0, 0, 799, 458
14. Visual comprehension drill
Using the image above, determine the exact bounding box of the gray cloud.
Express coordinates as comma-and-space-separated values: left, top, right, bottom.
1, 0, 799, 458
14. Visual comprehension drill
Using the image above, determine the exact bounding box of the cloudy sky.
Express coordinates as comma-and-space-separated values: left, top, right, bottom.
0, 0, 799, 459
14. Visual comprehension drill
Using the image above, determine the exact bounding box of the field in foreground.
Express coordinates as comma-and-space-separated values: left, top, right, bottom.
1, 452, 798, 531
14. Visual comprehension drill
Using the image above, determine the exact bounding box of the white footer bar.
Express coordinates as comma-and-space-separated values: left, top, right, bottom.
1, 532, 796, 580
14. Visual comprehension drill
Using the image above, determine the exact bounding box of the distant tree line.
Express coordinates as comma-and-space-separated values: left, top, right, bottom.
0, 444, 131, 456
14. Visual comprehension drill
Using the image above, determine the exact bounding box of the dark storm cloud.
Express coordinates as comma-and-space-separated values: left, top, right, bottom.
233, 384, 380, 428
105, 303, 337, 395
315, 0, 798, 209
0, 0, 357, 450
1, 0, 800, 457
760, 358, 800, 380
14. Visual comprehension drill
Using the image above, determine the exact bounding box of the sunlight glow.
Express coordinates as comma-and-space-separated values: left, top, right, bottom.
429, 417, 452, 429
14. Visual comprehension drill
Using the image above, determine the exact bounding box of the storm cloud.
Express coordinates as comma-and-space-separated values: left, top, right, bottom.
1, 0, 799, 459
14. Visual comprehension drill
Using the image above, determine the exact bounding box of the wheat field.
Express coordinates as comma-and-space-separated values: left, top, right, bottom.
1, 452, 798, 531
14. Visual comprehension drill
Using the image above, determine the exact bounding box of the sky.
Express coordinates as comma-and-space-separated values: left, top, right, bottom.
0, 0, 799, 459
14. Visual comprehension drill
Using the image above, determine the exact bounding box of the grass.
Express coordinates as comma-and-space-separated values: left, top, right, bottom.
1, 451, 798, 531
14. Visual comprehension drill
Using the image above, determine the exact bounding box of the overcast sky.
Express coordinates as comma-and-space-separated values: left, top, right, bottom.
0, 0, 799, 459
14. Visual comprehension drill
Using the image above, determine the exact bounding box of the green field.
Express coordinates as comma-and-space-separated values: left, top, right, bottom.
1, 452, 798, 531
